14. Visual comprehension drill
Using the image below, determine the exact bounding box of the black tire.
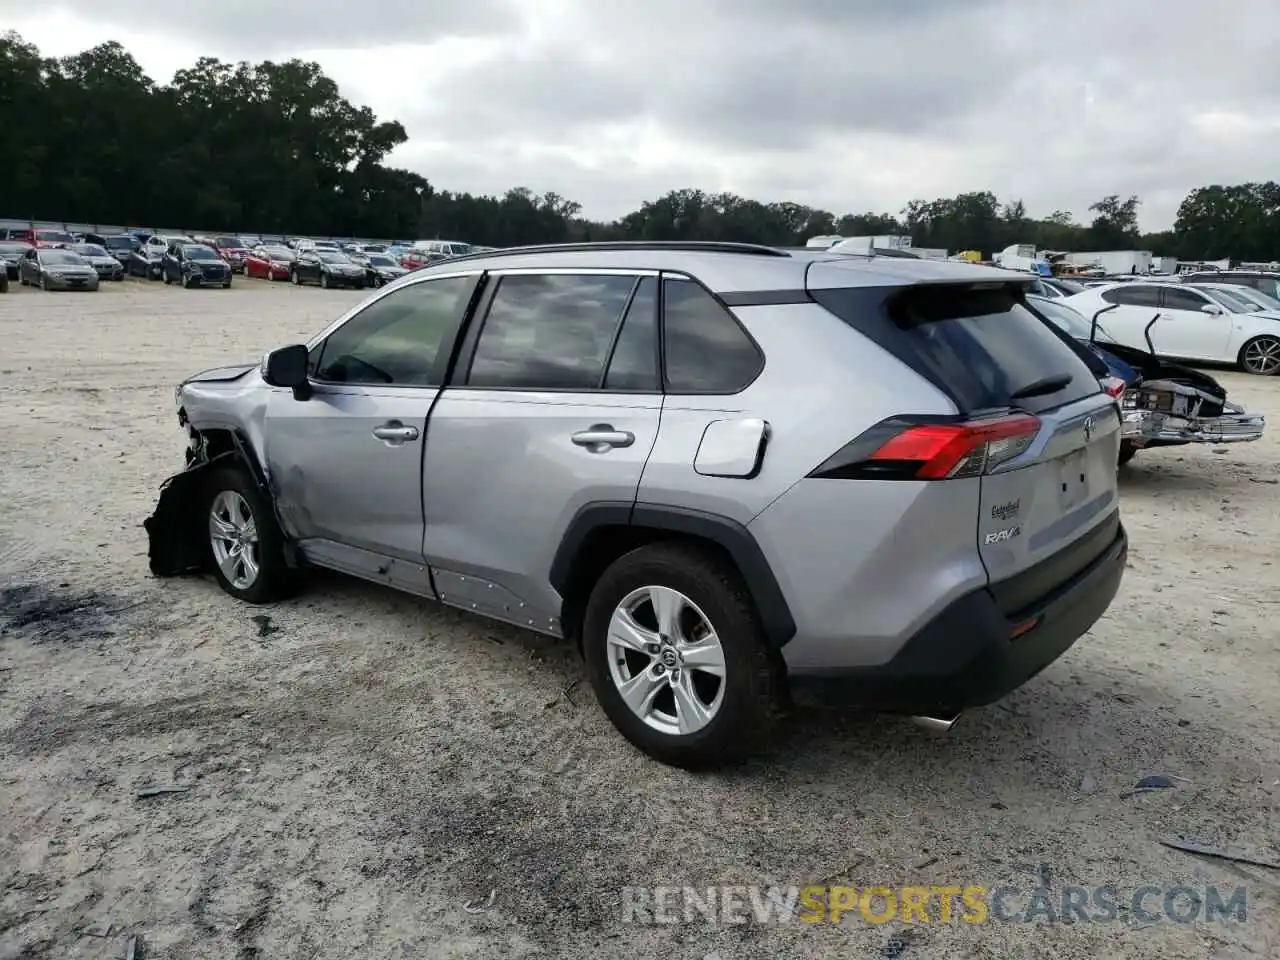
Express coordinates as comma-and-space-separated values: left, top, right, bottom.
320, 272, 330, 289
1238, 335, 1280, 376
203, 465, 298, 604
20, 272, 28, 286
291, 270, 300, 285
222, 279, 232, 289
1118, 441, 1139, 466
581, 542, 784, 769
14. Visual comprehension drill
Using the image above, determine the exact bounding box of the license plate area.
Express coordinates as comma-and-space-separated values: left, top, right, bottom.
1057, 449, 1089, 510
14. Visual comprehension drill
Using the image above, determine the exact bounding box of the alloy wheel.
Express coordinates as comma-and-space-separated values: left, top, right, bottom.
208, 490, 260, 590
1242, 336, 1280, 375
606, 585, 727, 736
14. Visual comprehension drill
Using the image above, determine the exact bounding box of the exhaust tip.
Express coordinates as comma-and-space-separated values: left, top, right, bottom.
911, 713, 961, 733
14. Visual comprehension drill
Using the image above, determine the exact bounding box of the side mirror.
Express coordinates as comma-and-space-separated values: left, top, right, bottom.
263, 344, 312, 400
1201, 303, 1224, 315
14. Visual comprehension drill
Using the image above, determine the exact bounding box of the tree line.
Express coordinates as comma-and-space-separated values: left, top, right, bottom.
3, 32, 1278, 261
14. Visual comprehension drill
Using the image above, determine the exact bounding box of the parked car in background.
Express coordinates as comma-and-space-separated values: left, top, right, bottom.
290, 249, 365, 288
146, 242, 1128, 767
70, 242, 125, 281
18, 247, 100, 290
85, 233, 141, 264
348, 251, 408, 287
163, 242, 232, 288
244, 245, 295, 281
0, 241, 31, 280
14, 227, 76, 248
1028, 277, 1087, 299
129, 240, 167, 280
399, 249, 445, 271
1062, 281, 1280, 375
411, 239, 471, 257
1180, 270, 1280, 300
211, 237, 251, 274
1038, 296, 1266, 464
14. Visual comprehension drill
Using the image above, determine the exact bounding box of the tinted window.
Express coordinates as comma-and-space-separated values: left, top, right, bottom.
662, 278, 763, 393
1160, 287, 1211, 311
466, 274, 637, 390
816, 285, 1099, 414
1101, 285, 1161, 307
604, 277, 659, 391
313, 276, 473, 386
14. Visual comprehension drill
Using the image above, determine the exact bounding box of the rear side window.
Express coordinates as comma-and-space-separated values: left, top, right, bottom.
662, 278, 763, 393
813, 284, 1100, 415
465, 273, 637, 390
1101, 285, 1160, 307
1160, 287, 1211, 311
603, 277, 659, 391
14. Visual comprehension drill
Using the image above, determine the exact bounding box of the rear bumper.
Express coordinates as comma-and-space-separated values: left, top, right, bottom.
788, 522, 1128, 713
1121, 407, 1265, 446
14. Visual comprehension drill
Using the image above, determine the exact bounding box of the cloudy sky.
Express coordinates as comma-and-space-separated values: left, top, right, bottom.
7, 0, 1279, 229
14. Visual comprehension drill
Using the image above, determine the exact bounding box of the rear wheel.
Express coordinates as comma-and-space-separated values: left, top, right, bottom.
581, 543, 784, 769
291, 270, 300, 285
204, 465, 297, 603
1118, 441, 1139, 466
1239, 335, 1280, 376
320, 272, 330, 289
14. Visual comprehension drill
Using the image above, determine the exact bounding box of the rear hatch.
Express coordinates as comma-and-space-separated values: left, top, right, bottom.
809, 271, 1121, 604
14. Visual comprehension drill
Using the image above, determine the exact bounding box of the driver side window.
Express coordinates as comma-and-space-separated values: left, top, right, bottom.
310, 275, 476, 387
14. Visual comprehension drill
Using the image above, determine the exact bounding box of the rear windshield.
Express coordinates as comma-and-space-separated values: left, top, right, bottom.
813, 283, 1101, 414
104, 236, 136, 249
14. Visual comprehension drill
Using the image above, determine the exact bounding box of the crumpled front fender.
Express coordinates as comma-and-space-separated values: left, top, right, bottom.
143, 451, 237, 577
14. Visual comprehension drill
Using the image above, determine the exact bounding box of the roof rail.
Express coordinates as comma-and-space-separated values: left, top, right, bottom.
440, 240, 792, 265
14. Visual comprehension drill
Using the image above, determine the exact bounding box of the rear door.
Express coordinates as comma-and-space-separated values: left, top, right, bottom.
1093, 284, 1164, 352
421, 269, 662, 628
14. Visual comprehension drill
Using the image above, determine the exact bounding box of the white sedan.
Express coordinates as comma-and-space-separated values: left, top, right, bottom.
1061, 281, 1280, 375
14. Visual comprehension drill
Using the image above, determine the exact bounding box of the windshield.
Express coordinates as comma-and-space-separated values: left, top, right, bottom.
317, 252, 349, 263
263, 247, 294, 260
447, 242, 472, 255
368, 255, 398, 267
363, 244, 386, 253
1230, 287, 1280, 310
104, 236, 135, 249
215, 237, 247, 249
37, 230, 74, 243
185, 246, 220, 260
72, 244, 108, 257
0, 242, 31, 256
1028, 296, 1119, 344
42, 250, 85, 265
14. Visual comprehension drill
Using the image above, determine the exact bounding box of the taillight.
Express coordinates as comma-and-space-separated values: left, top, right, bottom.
810, 413, 1041, 481
1101, 377, 1126, 400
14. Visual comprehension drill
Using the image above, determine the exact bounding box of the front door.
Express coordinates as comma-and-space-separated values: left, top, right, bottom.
422, 270, 663, 630
262, 273, 481, 571
1155, 286, 1234, 360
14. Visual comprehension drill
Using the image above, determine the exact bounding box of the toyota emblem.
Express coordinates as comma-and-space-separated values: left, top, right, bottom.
1082, 416, 1094, 441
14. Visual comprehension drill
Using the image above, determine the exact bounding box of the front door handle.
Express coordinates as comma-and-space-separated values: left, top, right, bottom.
571, 425, 635, 450
372, 421, 419, 443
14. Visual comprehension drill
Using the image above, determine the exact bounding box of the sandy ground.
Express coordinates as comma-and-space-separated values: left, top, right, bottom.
0, 277, 1277, 960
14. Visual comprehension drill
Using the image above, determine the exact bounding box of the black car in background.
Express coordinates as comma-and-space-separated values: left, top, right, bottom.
84, 233, 140, 264
0, 241, 31, 280
128, 236, 170, 279
290, 249, 366, 288
71, 242, 126, 280
348, 251, 408, 287
162, 242, 232, 288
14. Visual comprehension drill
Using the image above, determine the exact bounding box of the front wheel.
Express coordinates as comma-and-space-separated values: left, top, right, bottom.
204, 466, 298, 603
291, 270, 300, 285
1118, 440, 1139, 466
581, 543, 784, 769
1239, 335, 1280, 376
320, 272, 330, 289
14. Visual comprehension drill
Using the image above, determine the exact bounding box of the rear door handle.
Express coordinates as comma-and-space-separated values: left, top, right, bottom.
571, 425, 635, 450
372, 421, 419, 443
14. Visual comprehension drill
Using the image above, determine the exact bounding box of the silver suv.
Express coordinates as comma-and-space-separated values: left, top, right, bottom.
146, 242, 1128, 767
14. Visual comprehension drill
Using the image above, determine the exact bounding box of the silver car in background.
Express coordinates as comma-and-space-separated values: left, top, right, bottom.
18, 247, 100, 290
145, 242, 1128, 767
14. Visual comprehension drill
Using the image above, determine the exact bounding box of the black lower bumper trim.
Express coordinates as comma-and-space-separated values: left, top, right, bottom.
788, 524, 1128, 713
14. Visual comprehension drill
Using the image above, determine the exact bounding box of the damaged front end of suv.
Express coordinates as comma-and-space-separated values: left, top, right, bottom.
1090, 307, 1267, 465
143, 360, 286, 578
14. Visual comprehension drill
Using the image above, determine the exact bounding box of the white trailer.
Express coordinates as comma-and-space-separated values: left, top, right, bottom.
1066, 250, 1153, 275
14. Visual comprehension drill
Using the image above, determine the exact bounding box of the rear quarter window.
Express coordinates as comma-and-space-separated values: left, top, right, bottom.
813, 284, 1100, 415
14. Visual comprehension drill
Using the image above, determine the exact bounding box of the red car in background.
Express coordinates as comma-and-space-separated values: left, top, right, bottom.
399, 249, 447, 271
211, 236, 251, 273
243, 244, 295, 281
11, 228, 76, 248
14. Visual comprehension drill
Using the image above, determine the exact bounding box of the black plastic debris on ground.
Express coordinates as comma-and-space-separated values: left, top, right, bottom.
0, 582, 128, 644
251, 614, 280, 639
